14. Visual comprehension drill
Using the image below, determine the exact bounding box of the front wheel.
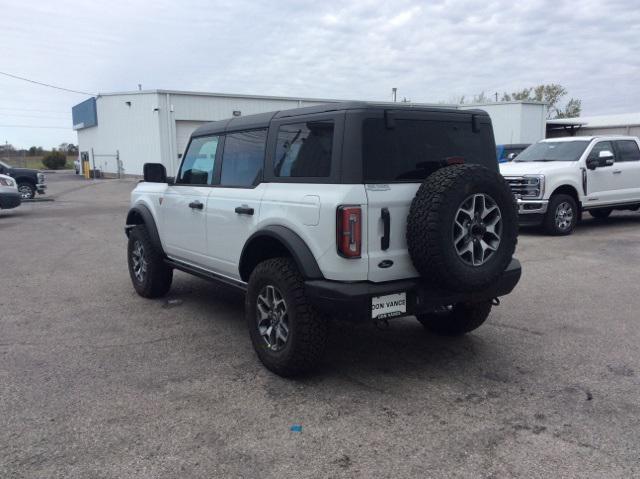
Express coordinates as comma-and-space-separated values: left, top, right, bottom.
416, 301, 492, 336
17, 183, 35, 200
246, 258, 327, 377
127, 225, 173, 298
544, 194, 577, 235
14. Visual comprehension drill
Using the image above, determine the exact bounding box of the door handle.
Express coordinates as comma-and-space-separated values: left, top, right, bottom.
235, 206, 254, 215
612, 170, 622, 174
189, 201, 204, 210
381, 207, 391, 250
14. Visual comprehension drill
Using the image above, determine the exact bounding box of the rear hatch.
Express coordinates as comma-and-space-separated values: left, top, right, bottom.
362, 112, 497, 282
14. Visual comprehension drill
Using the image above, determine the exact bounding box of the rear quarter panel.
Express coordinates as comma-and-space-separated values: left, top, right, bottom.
259, 183, 369, 281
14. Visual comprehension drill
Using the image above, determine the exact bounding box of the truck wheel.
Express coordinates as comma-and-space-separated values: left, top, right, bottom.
17, 183, 35, 200
407, 164, 518, 292
246, 258, 327, 377
544, 194, 577, 235
127, 225, 173, 298
416, 301, 492, 336
590, 208, 612, 220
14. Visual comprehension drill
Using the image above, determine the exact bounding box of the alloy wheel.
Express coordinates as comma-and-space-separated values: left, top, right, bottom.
453, 193, 502, 266
555, 202, 574, 231
131, 240, 148, 282
256, 284, 289, 351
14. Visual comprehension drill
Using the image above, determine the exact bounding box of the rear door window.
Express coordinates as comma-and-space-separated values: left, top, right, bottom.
615, 140, 640, 162
363, 118, 496, 182
220, 129, 267, 187
274, 121, 334, 177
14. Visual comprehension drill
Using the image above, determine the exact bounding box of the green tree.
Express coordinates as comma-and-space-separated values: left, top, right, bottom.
42, 150, 67, 170
501, 83, 581, 119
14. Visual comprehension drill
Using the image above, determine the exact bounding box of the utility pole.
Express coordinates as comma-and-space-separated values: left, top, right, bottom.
495, 92, 498, 102
392, 88, 397, 103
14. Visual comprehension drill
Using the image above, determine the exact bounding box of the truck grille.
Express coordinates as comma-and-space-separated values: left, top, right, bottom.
503, 176, 542, 199
504, 177, 528, 196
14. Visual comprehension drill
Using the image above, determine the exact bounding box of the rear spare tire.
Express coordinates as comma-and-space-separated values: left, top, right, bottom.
407, 164, 517, 292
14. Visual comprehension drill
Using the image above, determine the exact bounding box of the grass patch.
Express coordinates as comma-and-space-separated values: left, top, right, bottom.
2, 156, 76, 170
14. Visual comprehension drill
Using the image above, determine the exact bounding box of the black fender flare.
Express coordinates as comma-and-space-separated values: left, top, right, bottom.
239, 225, 323, 281
125, 204, 164, 255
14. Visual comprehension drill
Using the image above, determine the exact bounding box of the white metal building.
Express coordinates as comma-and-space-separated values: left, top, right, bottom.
73, 90, 341, 177
546, 113, 640, 138
460, 101, 547, 145
73, 91, 547, 176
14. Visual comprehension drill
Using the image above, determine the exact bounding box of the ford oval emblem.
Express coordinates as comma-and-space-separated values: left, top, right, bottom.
378, 260, 394, 269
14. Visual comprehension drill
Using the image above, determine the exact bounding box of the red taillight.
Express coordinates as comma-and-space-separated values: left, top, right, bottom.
337, 206, 362, 258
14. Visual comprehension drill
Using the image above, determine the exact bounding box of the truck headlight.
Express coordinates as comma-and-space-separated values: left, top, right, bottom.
0, 177, 15, 187
521, 175, 545, 199
37, 172, 45, 184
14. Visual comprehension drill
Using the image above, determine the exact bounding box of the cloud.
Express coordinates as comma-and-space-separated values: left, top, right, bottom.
1, 0, 639, 147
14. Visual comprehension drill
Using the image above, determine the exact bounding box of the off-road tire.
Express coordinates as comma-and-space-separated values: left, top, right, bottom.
590, 208, 612, 220
246, 258, 327, 377
407, 164, 518, 292
17, 183, 36, 200
127, 225, 173, 298
417, 301, 492, 336
543, 194, 578, 235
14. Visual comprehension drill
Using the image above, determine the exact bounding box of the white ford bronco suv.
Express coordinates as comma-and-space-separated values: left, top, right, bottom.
500, 136, 640, 235
125, 102, 521, 376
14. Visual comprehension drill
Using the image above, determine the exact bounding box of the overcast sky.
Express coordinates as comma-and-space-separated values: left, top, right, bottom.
1, 0, 639, 149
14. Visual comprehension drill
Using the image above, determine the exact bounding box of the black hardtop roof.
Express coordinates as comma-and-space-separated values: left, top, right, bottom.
191, 101, 488, 137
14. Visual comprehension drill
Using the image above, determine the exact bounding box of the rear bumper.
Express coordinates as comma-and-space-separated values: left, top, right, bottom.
0, 192, 21, 209
305, 259, 522, 320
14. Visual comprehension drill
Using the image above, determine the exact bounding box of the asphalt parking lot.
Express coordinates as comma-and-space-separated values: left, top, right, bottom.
1, 171, 639, 478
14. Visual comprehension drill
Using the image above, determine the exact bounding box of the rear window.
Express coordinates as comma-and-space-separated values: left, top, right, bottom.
363, 118, 496, 182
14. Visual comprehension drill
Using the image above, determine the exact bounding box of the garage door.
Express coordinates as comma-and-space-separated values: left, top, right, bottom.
175, 121, 207, 159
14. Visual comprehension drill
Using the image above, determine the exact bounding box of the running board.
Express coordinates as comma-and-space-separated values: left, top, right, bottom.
164, 258, 247, 291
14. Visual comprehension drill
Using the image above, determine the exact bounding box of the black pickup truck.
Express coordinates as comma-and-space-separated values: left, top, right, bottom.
0, 159, 47, 199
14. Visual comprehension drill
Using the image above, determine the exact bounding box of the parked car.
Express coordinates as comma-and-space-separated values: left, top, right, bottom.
0, 159, 47, 199
496, 143, 530, 163
125, 102, 521, 376
0, 173, 21, 210
500, 136, 640, 235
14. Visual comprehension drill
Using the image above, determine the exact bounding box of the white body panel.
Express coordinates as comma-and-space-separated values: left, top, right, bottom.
259, 184, 369, 282
365, 183, 420, 282
0, 173, 18, 194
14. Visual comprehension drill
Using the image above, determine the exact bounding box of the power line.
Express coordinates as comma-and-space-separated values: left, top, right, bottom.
0, 71, 95, 96
0, 124, 70, 129
0, 113, 69, 120
0, 106, 69, 114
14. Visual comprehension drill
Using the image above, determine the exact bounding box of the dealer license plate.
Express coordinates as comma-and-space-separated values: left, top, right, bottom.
371, 292, 407, 320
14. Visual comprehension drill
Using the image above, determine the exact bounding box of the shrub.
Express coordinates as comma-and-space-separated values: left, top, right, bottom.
42, 151, 68, 170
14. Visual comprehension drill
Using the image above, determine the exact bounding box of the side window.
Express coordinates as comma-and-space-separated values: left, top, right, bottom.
615, 140, 640, 162
177, 136, 219, 185
588, 141, 614, 160
274, 121, 334, 177
220, 129, 267, 187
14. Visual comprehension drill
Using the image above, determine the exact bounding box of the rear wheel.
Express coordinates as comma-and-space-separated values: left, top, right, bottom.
544, 194, 577, 235
246, 258, 327, 377
590, 208, 612, 219
127, 225, 173, 298
17, 183, 35, 200
416, 301, 492, 336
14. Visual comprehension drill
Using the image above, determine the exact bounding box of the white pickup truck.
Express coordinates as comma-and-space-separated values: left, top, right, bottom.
500, 136, 640, 235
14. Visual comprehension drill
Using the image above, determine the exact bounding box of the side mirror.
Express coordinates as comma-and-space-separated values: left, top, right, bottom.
598, 150, 615, 166
143, 163, 167, 183
587, 151, 615, 170
507, 152, 518, 160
